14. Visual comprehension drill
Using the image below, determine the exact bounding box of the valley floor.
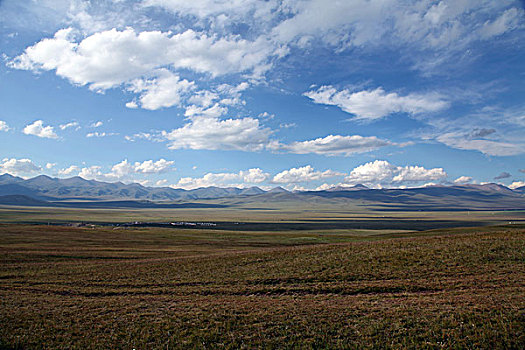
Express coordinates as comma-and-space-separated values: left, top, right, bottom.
0, 224, 524, 348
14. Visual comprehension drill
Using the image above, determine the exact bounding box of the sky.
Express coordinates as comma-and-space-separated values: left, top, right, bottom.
0, 0, 524, 191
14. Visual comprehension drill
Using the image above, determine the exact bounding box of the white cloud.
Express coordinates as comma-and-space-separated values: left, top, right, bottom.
45, 162, 56, 169
162, 116, 272, 151
9, 26, 278, 112
124, 132, 159, 142
188, 90, 219, 108
128, 69, 195, 110
216, 82, 249, 106
304, 86, 449, 121
143, 0, 278, 19
479, 8, 522, 39
0, 158, 41, 177
107, 160, 134, 179
272, 165, 343, 184
86, 132, 118, 137
173, 167, 269, 190
90, 121, 103, 128
270, 134, 394, 156
280, 123, 296, 129
272, 0, 388, 45
436, 132, 523, 156
272, 1, 521, 71
133, 159, 174, 174
240, 168, 269, 183
258, 112, 275, 120
184, 103, 228, 118
22, 120, 58, 139
182, 82, 250, 117
156, 179, 168, 186
454, 176, 472, 184
10, 27, 276, 90
78, 166, 105, 181
59, 121, 79, 130
344, 160, 446, 187
58, 165, 80, 176
0, 121, 10, 132
78, 159, 174, 182
509, 181, 525, 190
316, 183, 335, 191
125, 101, 138, 109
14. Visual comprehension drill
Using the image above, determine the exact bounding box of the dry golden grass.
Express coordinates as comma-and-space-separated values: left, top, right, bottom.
0, 224, 524, 349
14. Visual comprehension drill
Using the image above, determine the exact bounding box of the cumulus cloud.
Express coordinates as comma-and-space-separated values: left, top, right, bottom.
184, 103, 228, 118
304, 86, 449, 121
78, 166, 105, 181
344, 160, 447, 188
0, 121, 10, 132
133, 159, 174, 174
58, 165, 80, 176
173, 168, 269, 189
270, 134, 395, 156
9, 27, 276, 90
494, 172, 511, 180
0, 158, 41, 177
272, 165, 343, 184
509, 181, 525, 189
125, 101, 138, 109
8, 1, 523, 95
22, 120, 58, 139
78, 159, 175, 182
128, 69, 195, 110
45, 163, 56, 169
136, 124, 396, 156
162, 116, 272, 151
156, 179, 168, 186
454, 176, 472, 184
217, 82, 250, 106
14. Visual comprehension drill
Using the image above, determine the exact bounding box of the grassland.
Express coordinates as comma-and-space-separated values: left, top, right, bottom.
0, 203, 523, 224
0, 219, 524, 349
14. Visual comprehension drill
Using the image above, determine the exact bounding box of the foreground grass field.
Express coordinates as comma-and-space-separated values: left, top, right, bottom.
0, 223, 524, 349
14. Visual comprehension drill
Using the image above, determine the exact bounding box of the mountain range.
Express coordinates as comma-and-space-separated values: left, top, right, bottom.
0, 174, 282, 201
0, 173, 523, 210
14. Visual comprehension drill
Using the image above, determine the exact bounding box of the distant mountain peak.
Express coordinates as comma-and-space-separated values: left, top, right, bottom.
268, 186, 289, 193
32, 174, 54, 180
328, 184, 369, 192
0, 173, 24, 183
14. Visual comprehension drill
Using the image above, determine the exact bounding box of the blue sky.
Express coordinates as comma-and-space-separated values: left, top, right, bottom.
0, 0, 524, 190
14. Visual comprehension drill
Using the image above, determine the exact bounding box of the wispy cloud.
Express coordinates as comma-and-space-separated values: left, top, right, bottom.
304, 86, 449, 121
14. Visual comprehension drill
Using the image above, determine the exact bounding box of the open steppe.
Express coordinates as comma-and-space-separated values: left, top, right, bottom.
0, 205, 523, 348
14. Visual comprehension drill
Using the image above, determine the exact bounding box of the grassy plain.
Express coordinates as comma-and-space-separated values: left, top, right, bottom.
0, 202, 523, 225
0, 205, 524, 348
